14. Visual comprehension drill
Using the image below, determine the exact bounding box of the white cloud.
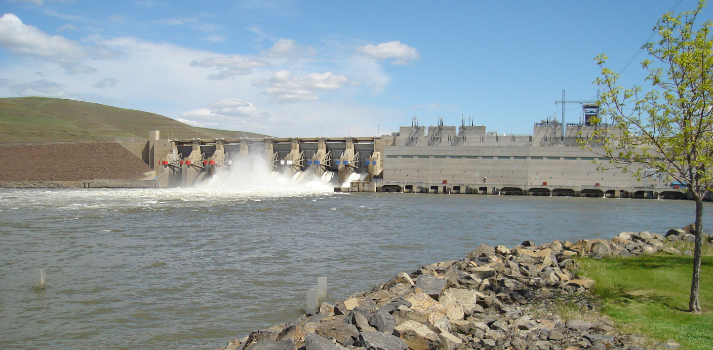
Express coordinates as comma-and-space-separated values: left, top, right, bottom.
204, 35, 227, 43
92, 77, 118, 88
246, 26, 276, 42
181, 98, 271, 130
0, 78, 66, 96
61, 63, 97, 75
0, 13, 403, 137
356, 41, 420, 65
0, 13, 87, 63
260, 38, 316, 58
156, 18, 186, 25
190, 55, 269, 80
57, 23, 77, 31
254, 70, 350, 102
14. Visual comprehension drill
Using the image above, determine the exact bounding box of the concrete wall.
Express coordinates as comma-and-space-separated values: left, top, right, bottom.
383, 145, 646, 188
118, 141, 149, 165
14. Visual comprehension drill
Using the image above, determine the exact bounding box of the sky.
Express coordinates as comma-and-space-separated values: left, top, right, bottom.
1, 0, 710, 138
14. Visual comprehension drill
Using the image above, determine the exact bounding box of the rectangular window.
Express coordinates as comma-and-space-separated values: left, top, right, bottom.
564, 157, 577, 160
434, 155, 446, 159
386, 155, 397, 159
514, 156, 527, 160
481, 156, 493, 159
598, 157, 610, 161
464, 156, 478, 159
530, 156, 543, 160
581, 157, 595, 161
418, 155, 429, 159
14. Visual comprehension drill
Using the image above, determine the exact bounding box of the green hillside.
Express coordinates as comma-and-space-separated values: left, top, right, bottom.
0, 97, 267, 143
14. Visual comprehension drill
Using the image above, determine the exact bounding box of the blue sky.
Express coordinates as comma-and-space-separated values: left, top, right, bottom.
0, 0, 709, 137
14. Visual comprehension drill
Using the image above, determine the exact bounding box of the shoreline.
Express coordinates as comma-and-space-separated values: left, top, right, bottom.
216, 229, 701, 350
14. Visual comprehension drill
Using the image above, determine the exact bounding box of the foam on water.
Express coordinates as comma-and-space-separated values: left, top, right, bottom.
341, 172, 366, 188
196, 154, 335, 196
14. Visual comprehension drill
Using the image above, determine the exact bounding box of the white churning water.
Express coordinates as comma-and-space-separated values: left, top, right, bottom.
0, 183, 709, 350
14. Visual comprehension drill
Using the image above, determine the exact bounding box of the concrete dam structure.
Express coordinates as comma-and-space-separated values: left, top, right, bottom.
135, 115, 687, 200
378, 118, 686, 200
150, 134, 389, 189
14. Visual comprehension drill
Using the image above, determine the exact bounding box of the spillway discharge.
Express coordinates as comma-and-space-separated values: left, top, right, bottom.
197, 153, 336, 193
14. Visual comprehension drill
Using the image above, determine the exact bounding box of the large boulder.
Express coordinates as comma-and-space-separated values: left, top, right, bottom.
414, 275, 447, 299
468, 244, 495, 259
394, 320, 441, 350
369, 309, 396, 334
314, 320, 359, 346
358, 331, 408, 350
440, 288, 479, 317
304, 333, 349, 350
245, 340, 294, 350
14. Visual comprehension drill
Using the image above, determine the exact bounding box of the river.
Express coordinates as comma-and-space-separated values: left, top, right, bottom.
0, 183, 708, 349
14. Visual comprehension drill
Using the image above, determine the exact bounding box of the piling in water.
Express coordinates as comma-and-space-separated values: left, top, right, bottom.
306, 288, 317, 315
317, 277, 327, 299
34, 269, 45, 289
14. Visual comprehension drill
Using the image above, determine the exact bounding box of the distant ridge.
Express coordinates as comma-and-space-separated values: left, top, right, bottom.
0, 97, 267, 143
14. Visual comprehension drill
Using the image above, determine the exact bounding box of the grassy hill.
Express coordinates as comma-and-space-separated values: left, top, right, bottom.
0, 97, 267, 143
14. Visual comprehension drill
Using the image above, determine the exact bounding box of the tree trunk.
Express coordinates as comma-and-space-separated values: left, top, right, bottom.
689, 195, 704, 313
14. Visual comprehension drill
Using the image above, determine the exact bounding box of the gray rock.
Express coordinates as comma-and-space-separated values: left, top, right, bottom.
481, 339, 496, 347
490, 319, 509, 332
358, 331, 408, 350
565, 319, 596, 331
548, 330, 564, 340
414, 275, 447, 299
584, 333, 615, 345
637, 231, 653, 241
369, 310, 396, 334
658, 340, 681, 349
618, 231, 633, 240
666, 229, 685, 239
315, 320, 359, 346
305, 333, 349, 350
393, 320, 440, 350
468, 244, 495, 259
319, 302, 336, 316
348, 309, 376, 332
378, 298, 411, 314
590, 242, 611, 257
245, 340, 294, 350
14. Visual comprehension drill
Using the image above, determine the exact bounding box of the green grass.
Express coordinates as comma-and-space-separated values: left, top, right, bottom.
578, 243, 713, 349
0, 97, 267, 142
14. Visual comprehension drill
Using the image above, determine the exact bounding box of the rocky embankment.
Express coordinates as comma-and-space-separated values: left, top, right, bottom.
0, 142, 152, 187
220, 228, 704, 350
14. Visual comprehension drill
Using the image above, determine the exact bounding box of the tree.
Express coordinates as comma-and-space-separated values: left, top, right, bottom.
592, 0, 713, 313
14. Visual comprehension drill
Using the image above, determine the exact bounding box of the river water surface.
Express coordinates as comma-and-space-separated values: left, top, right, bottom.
0, 184, 709, 349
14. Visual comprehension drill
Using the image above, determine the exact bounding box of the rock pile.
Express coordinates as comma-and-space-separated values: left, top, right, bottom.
219, 230, 693, 350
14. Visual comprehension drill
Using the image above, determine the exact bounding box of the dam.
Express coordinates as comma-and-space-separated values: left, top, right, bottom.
111, 114, 688, 200
148, 135, 390, 189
